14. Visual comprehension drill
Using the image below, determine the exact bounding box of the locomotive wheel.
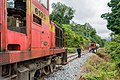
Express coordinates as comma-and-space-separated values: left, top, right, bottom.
42, 66, 50, 75
50, 64, 56, 73
34, 69, 41, 80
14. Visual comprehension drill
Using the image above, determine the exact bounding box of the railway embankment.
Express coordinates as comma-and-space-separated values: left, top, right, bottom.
80, 48, 120, 80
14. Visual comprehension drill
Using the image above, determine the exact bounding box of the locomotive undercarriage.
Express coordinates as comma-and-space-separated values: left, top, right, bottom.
0, 52, 66, 80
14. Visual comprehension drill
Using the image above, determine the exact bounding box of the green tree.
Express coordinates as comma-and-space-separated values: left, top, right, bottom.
70, 22, 103, 47
101, 0, 120, 34
102, 0, 120, 69
50, 2, 75, 25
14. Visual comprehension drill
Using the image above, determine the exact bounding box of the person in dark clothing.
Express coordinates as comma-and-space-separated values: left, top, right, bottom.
77, 47, 81, 58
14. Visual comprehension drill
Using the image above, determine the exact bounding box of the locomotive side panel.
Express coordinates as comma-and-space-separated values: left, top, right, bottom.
31, 23, 41, 50
31, 0, 50, 50
50, 22, 55, 48
7, 30, 28, 50
41, 23, 50, 48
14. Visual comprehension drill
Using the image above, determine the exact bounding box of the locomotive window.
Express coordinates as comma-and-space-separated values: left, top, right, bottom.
38, 0, 48, 9
7, 0, 27, 34
7, 0, 15, 8
33, 14, 42, 25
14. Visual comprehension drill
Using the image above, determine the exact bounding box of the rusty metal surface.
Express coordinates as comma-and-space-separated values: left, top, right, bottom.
0, 48, 66, 65
0, 0, 67, 67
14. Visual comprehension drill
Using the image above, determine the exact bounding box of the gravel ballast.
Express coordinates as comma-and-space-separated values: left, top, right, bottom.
44, 53, 93, 80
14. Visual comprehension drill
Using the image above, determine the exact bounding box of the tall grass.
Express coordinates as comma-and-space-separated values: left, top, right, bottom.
80, 48, 120, 80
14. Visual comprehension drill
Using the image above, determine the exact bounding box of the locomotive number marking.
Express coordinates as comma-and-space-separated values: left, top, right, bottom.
33, 5, 46, 21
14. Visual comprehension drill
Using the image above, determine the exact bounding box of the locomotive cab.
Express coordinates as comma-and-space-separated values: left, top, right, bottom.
0, 0, 67, 80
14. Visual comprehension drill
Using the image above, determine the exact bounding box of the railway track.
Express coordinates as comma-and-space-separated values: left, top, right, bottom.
67, 51, 88, 63
67, 53, 78, 63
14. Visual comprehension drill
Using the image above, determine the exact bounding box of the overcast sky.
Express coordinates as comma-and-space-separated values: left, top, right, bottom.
50, 0, 111, 39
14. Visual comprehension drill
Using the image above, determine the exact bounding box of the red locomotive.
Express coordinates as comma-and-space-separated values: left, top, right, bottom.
0, 0, 67, 80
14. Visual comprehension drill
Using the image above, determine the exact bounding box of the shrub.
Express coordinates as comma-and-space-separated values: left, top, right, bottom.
105, 41, 120, 67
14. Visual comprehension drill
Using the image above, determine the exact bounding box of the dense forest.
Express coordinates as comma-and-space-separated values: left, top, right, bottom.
50, 2, 104, 48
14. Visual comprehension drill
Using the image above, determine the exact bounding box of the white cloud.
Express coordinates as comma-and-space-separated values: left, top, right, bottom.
50, 0, 111, 39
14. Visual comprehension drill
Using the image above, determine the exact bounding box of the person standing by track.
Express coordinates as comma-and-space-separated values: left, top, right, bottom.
77, 46, 81, 58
